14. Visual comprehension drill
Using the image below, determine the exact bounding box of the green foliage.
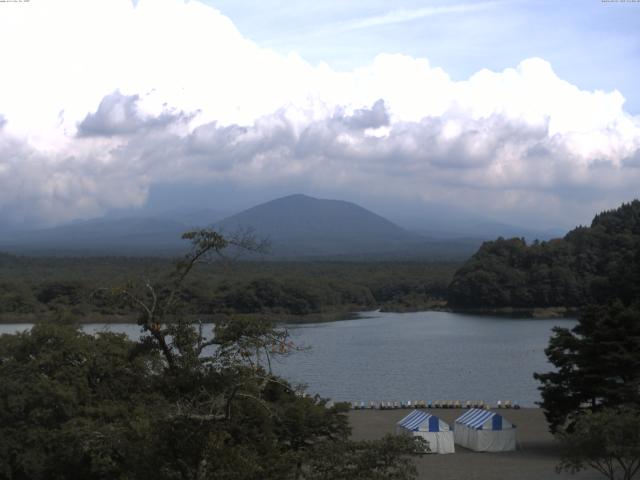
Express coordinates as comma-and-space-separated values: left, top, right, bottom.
305, 435, 422, 480
0, 323, 165, 480
0, 230, 420, 480
557, 406, 640, 480
449, 200, 640, 308
534, 302, 640, 433
215, 277, 375, 315
0, 281, 38, 314
0, 255, 458, 322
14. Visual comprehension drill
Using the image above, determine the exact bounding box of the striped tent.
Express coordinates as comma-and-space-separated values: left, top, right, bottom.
396, 410, 455, 454
454, 409, 516, 452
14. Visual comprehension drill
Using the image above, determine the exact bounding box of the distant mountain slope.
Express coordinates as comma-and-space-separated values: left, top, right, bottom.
218, 194, 404, 236
0, 195, 481, 260
460, 221, 564, 242
392, 207, 565, 241
216, 194, 471, 259
0, 217, 190, 254
448, 200, 640, 308
149, 208, 230, 227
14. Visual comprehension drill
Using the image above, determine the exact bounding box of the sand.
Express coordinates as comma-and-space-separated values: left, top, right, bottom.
348, 408, 602, 480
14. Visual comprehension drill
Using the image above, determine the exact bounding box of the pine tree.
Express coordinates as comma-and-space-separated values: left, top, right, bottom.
534, 301, 640, 432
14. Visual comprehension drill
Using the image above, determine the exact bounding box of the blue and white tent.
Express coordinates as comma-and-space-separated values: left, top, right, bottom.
396, 410, 455, 454
454, 409, 516, 452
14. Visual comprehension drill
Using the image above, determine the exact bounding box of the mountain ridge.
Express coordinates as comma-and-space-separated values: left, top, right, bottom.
0, 194, 541, 260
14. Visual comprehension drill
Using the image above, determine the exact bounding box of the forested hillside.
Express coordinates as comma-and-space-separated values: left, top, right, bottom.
448, 200, 640, 309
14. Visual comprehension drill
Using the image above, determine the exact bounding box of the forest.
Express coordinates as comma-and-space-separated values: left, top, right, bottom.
448, 200, 640, 310
0, 254, 457, 324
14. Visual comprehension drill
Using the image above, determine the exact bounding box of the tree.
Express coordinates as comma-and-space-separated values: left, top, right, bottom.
557, 407, 640, 480
0, 322, 164, 480
0, 229, 422, 480
305, 435, 422, 480
534, 302, 640, 433
107, 228, 271, 370
448, 199, 640, 309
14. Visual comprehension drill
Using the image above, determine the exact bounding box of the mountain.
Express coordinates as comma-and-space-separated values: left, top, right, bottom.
0, 194, 481, 259
149, 208, 230, 228
407, 220, 564, 241
215, 194, 478, 259
450, 222, 562, 242
387, 203, 565, 242
0, 217, 190, 255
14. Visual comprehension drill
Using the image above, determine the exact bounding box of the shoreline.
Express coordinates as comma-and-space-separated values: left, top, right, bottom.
449, 306, 579, 319
0, 310, 365, 325
0, 304, 578, 325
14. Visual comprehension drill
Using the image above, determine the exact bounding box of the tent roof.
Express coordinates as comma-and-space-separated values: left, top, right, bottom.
397, 410, 447, 432
455, 409, 514, 430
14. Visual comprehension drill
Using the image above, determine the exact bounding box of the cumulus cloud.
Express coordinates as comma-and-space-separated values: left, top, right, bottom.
0, 0, 639, 228
77, 91, 192, 137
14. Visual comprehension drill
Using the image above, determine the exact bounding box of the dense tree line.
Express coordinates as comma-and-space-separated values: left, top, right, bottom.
0, 257, 457, 322
448, 200, 640, 309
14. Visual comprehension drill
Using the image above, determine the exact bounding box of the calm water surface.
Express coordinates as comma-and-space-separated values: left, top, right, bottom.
0, 311, 575, 406
276, 311, 576, 406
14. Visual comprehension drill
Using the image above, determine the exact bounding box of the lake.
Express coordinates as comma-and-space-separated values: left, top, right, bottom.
0, 311, 575, 406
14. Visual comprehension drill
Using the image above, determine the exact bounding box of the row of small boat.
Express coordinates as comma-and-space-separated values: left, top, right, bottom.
350, 400, 521, 410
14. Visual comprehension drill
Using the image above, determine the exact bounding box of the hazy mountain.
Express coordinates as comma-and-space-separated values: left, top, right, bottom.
0, 194, 485, 259
149, 207, 231, 228
0, 217, 190, 255
392, 209, 565, 241
465, 222, 565, 241
412, 223, 564, 242
215, 194, 479, 259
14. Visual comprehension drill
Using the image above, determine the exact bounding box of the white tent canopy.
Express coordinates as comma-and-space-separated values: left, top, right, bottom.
396, 410, 455, 454
454, 409, 517, 452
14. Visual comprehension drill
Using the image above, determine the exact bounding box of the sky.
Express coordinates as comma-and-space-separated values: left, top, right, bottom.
0, 0, 639, 231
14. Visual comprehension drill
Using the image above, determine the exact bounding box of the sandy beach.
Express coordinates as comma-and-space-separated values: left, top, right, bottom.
349, 408, 601, 480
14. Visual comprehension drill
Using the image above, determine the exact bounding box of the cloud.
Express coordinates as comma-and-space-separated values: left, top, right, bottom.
77, 91, 191, 137
341, 99, 389, 130
338, 2, 500, 31
0, 0, 639, 228
622, 149, 640, 169
0, 128, 150, 227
